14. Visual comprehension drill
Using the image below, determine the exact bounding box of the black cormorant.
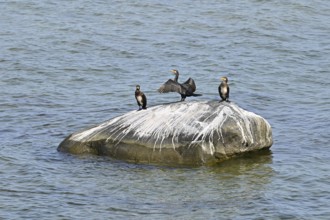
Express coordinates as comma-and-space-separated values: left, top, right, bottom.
218, 76, 230, 102
157, 69, 202, 101
135, 85, 147, 110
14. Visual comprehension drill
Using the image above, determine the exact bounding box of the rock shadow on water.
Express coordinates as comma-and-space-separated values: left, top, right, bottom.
58, 101, 273, 166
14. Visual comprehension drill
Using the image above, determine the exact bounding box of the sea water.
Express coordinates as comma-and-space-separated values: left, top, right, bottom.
1, 1, 330, 219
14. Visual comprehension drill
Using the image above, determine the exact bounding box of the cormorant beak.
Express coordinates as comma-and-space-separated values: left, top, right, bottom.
171, 69, 179, 75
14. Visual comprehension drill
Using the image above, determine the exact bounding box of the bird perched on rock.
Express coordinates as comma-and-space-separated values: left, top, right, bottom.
135, 85, 147, 110
219, 76, 230, 102
157, 69, 202, 101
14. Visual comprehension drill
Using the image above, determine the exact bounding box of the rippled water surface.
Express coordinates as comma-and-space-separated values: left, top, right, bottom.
1, 0, 330, 219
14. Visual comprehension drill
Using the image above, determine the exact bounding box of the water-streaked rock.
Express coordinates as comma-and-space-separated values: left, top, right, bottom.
58, 101, 273, 165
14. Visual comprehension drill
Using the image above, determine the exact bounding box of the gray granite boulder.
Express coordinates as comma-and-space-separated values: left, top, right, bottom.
58, 101, 273, 165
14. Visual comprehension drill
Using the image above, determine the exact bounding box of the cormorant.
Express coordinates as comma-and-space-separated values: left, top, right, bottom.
219, 76, 230, 102
135, 85, 147, 110
157, 69, 202, 101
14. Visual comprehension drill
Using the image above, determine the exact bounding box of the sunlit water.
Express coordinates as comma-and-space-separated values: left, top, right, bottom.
1, 1, 330, 219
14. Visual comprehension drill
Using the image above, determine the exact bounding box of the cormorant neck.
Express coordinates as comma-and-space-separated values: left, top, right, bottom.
174, 73, 179, 82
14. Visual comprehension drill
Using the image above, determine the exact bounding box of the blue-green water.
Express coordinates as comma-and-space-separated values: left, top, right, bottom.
1, 1, 329, 219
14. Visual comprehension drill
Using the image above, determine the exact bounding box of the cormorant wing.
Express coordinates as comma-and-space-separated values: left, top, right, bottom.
141, 92, 147, 108
157, 79, 185, 94
182, 77, 196, 93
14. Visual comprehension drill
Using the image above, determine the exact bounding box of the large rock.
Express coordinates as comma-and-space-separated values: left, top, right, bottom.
58, 101, 273, 165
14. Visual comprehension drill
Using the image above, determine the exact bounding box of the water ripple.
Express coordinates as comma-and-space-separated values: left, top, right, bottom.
1, 0, 330, 219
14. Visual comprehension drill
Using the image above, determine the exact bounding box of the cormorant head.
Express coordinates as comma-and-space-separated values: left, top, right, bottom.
221, 77, 228, 83
171, 69, 179, 76
136, 85, 140, 90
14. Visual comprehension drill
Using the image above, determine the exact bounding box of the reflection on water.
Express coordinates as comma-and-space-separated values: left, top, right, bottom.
213, 149, 273, 175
